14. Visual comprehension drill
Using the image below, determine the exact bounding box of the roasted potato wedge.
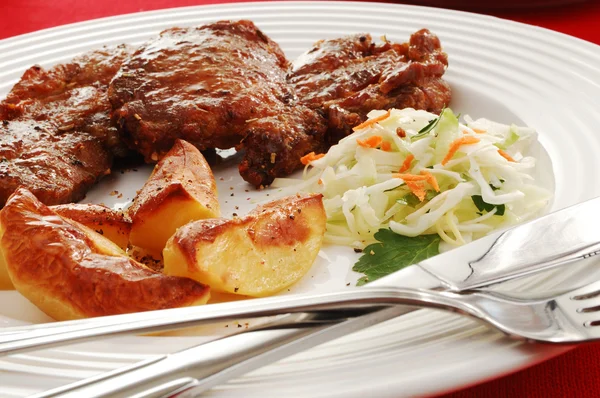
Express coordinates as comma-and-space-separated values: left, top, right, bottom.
0, 203, 131, 290
52, 203, 131, 250
0, 188, 210, 321
163, 193, 326, 297
128, 139, 220, 255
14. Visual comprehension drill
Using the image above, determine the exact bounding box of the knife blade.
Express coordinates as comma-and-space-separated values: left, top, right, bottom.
418, 195, 600, 291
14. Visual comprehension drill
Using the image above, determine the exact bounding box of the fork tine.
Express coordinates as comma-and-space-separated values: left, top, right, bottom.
540, 281, 600, 342
572, 290, 600, 300
574, 308, 600, 326
569, 280, 600, 301
577, 304, 600, 313
559, 286, 600, 333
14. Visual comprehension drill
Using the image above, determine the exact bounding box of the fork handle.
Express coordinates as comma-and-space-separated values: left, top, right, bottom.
33, 286, 488, 398
0, 286, 420, 357
34, 306, 413, 398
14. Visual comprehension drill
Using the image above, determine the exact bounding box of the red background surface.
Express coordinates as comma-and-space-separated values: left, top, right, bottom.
2, 1, 600, 397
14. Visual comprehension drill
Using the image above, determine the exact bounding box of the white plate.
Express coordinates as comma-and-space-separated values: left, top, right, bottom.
1, 2, 600, 397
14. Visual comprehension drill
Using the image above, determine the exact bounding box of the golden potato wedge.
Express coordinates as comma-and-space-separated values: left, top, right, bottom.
52, 203, 131, 250
0, 188, 210, 321
128, 139, 220, 255
163, 193, 326, 297
0, 203, 132, 291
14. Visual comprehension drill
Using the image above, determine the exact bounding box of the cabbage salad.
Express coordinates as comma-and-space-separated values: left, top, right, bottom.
272, 108, 552, 250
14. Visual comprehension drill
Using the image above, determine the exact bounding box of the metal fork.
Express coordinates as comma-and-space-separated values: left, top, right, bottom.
33, 278, 600, 398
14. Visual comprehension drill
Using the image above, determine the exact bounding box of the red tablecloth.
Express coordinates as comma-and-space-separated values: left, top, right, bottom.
2, 1, 600, 397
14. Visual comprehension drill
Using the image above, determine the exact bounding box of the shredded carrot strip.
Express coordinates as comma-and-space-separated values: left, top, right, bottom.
380, 141, 392, 151
352, 110, 391, 131
398, 154, 415, 173
498, 149, 515, 162
441, 136, 481, 165
392, 173, 428, 182
406, 181, 427, 202
357, 135, 383, 148
420, 170, 440, 192
300, 152, 325, 165
394, 171, 430, 201
472, 128, 486, 134
318, 179, 323, 185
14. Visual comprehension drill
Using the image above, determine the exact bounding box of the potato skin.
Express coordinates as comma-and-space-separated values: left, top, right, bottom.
128, 139, 220, 254
0, 199, 132, 291
51, 203, 131, 250
163, 193, 326, 297
0, 188, 210, 320
0, 226, 12, 290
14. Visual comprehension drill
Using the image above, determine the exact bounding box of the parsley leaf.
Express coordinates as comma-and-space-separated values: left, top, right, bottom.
353, 229, 440, 285
471, 195, 505, 216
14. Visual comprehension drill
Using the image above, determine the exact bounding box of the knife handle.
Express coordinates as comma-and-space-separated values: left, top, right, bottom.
34, 306, 412, 398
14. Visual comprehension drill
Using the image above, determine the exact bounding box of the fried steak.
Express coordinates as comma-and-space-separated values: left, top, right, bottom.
288, 29, 451, 143
109, 20, 327, 187
0, 45, 132, 206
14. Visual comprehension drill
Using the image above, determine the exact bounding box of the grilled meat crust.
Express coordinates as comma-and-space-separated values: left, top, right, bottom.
0, 45, 132, 207
238, 107, 327, 187
0, 120, 111, 206
109, 20, 328, 187
109, 20, 326, 161
289, 29, 452, 143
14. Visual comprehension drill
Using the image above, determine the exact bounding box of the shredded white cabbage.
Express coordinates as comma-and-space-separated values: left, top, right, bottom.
272, 108, 552, 249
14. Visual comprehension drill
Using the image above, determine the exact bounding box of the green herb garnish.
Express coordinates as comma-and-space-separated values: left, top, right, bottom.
412, 107, 446, 140
471, 195, 505, 216
353, 229, 440, 285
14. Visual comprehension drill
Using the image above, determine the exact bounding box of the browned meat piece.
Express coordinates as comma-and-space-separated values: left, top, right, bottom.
289, 29, 451, 142
0, 120, 112, 206
0, 45, 132, 207
109, 20, 327, 187
109, 21, 326, 186
238, 107, 326, 187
